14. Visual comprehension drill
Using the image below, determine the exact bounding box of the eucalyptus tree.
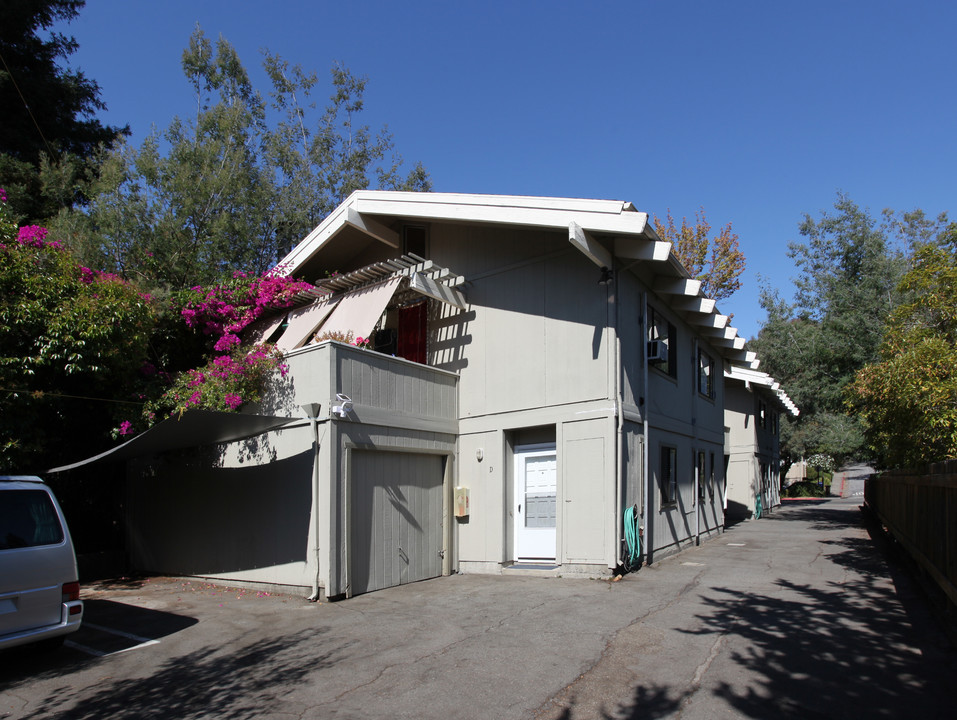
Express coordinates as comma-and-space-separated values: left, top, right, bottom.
59, 27, 430, 292
751, 194, 923, 464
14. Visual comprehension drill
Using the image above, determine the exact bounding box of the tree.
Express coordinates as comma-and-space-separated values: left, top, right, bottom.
0, 187, 315, 472
0, 190, 153, 472
849, 224, 957, 467
0, 0, 126, 222
751, 193, 923, 464
56, 27, 430, 293
653, 207, 745, 301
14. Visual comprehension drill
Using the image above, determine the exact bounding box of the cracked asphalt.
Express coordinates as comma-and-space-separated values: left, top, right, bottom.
2, 496, 956, 719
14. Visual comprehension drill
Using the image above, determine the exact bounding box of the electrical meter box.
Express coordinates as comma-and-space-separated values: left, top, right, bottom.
454, 486, 470, 518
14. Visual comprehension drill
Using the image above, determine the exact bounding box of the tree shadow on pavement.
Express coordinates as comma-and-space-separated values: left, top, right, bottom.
17, 627, 341, 720
673, 531, 957, 717
770, 501, 863, 530
547, 684, 686, 720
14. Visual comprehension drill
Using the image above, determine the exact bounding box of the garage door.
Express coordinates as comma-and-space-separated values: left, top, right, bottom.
350, 450, 445, 595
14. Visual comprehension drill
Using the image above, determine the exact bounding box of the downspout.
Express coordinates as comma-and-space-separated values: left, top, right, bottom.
642, 291, 651, 565
612, 266, 624, 569
300, 404, 323, 602
693, 339, 701, 547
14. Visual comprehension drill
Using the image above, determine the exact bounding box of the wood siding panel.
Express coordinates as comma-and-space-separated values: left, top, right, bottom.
544, 253, 609, 406
562, 419, 610, 565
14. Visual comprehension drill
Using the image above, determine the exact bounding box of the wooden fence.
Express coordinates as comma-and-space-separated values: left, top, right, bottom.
865, 460, 957, 616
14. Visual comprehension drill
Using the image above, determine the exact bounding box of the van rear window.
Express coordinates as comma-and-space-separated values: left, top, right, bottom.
0, 490, 64, 550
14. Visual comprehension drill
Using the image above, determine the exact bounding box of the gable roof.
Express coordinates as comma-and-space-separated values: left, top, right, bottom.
724, 365, 800, 416
277, 191, 760, 369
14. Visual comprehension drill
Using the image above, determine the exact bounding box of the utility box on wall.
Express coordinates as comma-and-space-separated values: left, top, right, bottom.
454, 486, 470, 518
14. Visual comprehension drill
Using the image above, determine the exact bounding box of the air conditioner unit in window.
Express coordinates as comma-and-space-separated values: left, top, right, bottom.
647, 340, 668, 363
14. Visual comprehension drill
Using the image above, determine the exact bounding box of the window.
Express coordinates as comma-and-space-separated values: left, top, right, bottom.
697, 348, 715, 398
758, 400, 767, 429
697, 451, 707, 502
659, 446, 677, 506
403, 225, 428, 259
0, 490, 64, 550
709, 452, 716, 500
648, 306, 677, 377
771, 411, 780, 438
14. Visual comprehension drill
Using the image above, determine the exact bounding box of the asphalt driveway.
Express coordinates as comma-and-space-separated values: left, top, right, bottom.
2, 497, 955, 719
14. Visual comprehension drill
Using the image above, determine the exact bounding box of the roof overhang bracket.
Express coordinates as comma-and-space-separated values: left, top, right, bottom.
569, 221, 613, 270
346, 206, 400, 249
614, 237, 672, 263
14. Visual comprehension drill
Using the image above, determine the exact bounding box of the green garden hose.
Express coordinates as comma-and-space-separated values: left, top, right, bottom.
623, 505, 641, 571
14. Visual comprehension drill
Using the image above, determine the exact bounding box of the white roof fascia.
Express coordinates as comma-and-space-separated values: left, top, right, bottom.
725, 365, 799, 416
279, 201, 352, 275
353, 191, 650, 234
279, 191, 660, 278
725, 365, 775, 386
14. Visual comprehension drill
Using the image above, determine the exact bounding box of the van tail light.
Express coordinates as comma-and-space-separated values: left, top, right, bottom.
63, 582, 82, 614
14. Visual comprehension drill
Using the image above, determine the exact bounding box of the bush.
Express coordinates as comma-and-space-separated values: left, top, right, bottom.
783, 481, 828, 498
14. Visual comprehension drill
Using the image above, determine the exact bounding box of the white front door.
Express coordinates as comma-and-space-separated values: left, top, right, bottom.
514, 445, 557, 561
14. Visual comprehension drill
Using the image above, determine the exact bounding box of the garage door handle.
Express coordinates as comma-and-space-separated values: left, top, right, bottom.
398, 547, 409, 563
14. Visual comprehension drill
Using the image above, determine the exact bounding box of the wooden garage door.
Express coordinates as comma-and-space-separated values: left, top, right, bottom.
350, 450, 444, 596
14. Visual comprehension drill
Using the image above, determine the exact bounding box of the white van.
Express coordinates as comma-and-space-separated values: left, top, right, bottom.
0, 475, 83, 651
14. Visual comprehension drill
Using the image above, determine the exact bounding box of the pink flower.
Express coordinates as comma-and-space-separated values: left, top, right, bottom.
79, 267, 95, 285
17, 225, 49, 248
224, 393, 242, 409
118, 421, 134, 436
213, 333, 241, 352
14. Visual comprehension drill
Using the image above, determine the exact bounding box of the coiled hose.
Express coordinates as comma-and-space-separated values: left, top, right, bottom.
623, 505, 641, 571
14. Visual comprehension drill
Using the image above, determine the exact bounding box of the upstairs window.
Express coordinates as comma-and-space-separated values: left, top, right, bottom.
403, 225, 428, 259
697, 348, 715, 399
648, 306, 677, 377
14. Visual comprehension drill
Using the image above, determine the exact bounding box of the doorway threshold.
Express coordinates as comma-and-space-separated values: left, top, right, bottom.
505, 562, 560, 572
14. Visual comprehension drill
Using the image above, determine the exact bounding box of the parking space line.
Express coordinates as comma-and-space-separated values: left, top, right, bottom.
83, 622, 158, 645
65, 623, 161, 657
64, 639, 107, 657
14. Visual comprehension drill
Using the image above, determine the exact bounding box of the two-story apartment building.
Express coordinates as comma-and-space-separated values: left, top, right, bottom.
98, 192, 774, 598
724, 365, 799, 522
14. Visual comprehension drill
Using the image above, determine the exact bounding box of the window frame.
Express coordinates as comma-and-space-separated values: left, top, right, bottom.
659, 445, 678, 507
648, 306, 677, 378
697, 347, 715, 399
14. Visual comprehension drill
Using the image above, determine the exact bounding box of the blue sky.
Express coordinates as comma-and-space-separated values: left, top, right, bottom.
55, 1, 955, 339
